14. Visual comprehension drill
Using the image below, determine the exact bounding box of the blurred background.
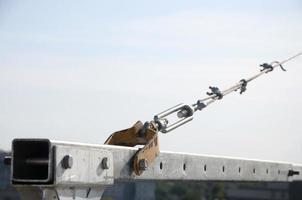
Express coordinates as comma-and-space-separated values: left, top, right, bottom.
1, 0, 302, 199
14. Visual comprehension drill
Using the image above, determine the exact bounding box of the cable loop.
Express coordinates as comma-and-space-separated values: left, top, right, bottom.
206, 86, 223, 99
271, 61, 286, 72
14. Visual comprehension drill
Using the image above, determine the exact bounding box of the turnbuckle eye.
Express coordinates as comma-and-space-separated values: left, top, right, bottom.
177, 105, 194, 118
154, 104, 194, 133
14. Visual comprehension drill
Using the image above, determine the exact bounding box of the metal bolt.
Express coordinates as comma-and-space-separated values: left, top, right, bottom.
3, 156, 11, 166
288, 169, 300, 176
62, 155, 73, 169
138, 159, 148, 171
101, 157, 109, 169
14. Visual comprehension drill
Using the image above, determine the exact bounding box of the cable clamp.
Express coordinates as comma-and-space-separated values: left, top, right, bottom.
196, 100, 206, 111
207, 86, 223, 99
260, 63, 274, 73
239, 79, 247, 94
260, 61, 286, 73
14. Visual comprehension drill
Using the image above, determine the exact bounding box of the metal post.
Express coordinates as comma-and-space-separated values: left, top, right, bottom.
9, 138, 302, 200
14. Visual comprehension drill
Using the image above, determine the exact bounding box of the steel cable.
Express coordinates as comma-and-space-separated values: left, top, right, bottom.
199, 52, 302, 107
154, 52, 302, 133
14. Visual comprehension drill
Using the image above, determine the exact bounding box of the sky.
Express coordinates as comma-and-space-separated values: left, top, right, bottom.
0, 0, 302, 163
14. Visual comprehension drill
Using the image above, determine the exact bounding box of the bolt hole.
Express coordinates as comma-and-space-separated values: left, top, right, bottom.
204, 165, 207, 172
266, 168, 269, 174
278, 170, 281, 175
222, 166, 225, 172
238, 167, 241, 173
253, 168, 256, 174
160, 162, 163, 170
183, 163, 186, 171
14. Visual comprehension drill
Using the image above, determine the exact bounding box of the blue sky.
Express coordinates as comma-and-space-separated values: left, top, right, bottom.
1, 0, 302, 163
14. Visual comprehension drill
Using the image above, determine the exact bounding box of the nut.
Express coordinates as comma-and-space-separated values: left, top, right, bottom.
138, 159, 148, 171
101, 157, 110, 169
62, 155, 73, 169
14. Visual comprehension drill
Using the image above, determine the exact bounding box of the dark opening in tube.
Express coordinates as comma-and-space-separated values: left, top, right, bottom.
12, 139, 53, 184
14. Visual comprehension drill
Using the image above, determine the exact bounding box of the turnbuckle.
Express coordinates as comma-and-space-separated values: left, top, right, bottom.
154, 103, 195, 133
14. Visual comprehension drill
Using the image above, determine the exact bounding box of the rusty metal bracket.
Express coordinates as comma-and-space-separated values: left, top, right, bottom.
104, 121, 159, 175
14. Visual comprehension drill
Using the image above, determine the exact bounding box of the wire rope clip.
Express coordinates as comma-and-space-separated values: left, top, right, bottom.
196, 100, 206, 111
260, 63, 274, 73
207, 86, 223, 99
239, 79, 247, 94
260, 61, 286, 73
